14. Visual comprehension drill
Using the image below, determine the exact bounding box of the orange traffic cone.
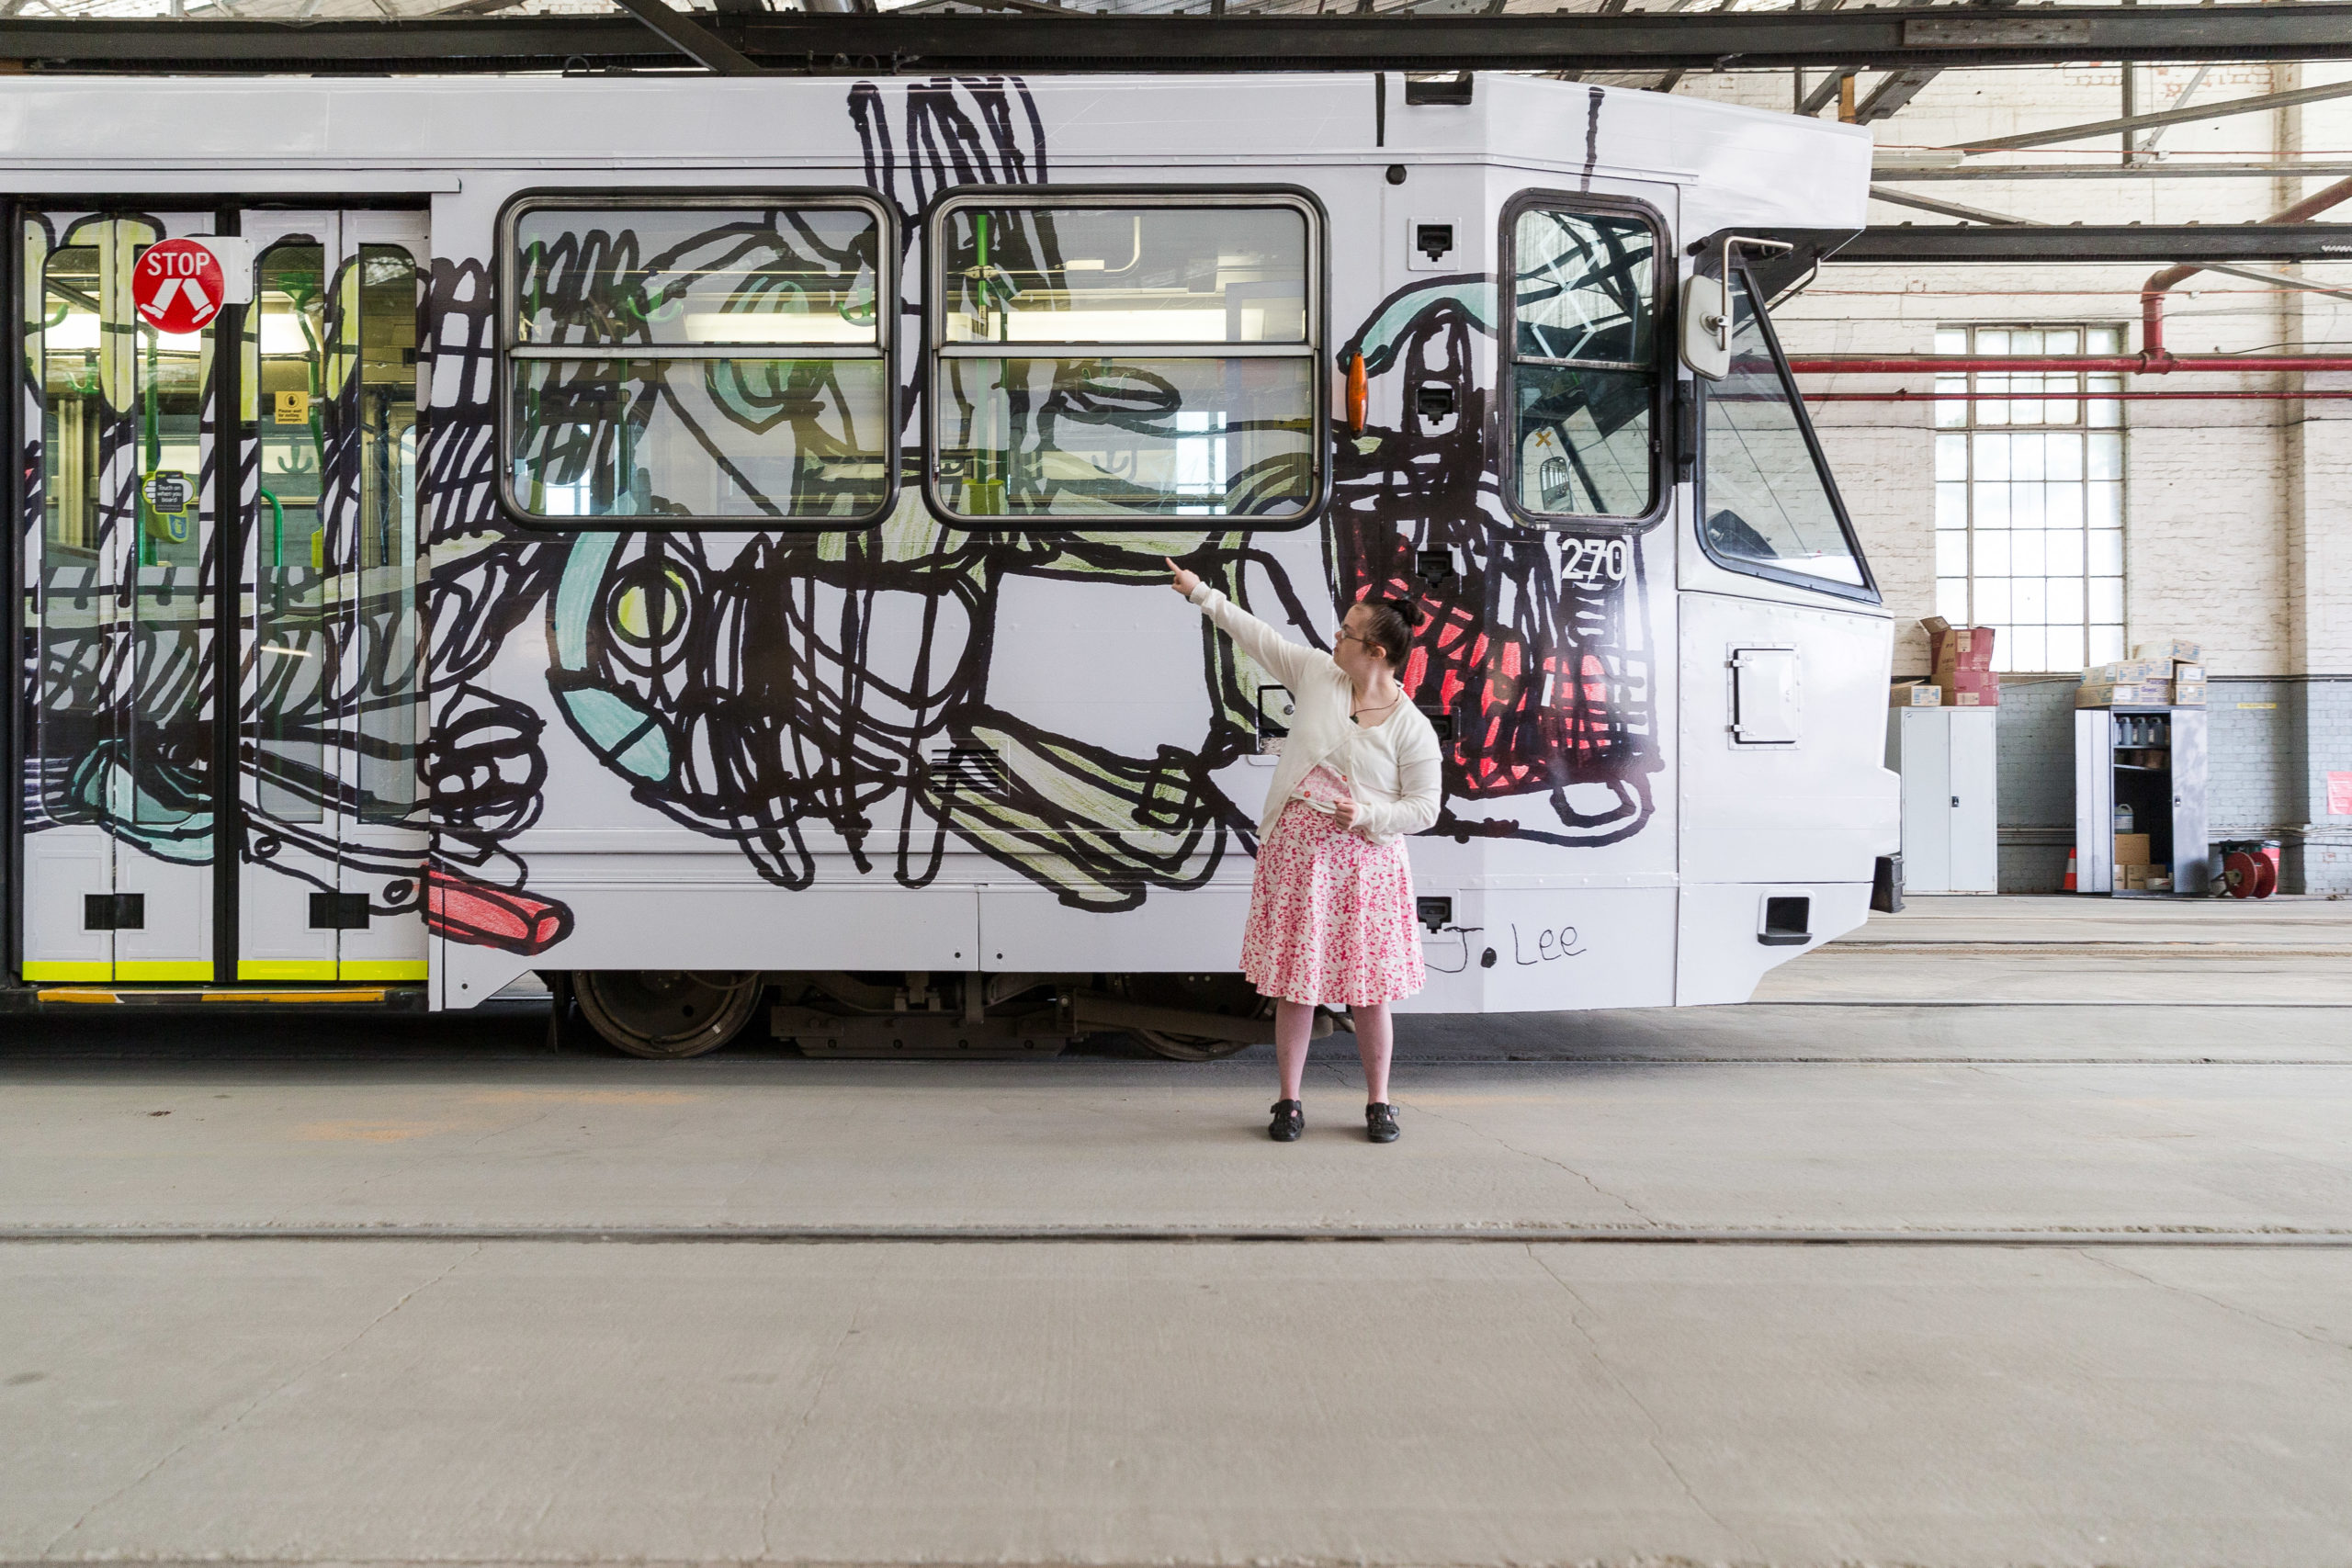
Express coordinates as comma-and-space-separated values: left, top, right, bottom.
2063, 848, 2078, 892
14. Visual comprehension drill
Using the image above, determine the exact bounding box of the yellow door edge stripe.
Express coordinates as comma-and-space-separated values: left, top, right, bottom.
21, 963, 113, 983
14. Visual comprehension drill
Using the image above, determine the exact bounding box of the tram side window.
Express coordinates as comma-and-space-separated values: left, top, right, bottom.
41, 243, 103, 556
929, 197, 1321, 525
1509, 205, 1658, 522
253, 240, 331, 825
1699, 269, 1873, 595
502, 199, 892, 526
345, 244, 423, 822
37, 237, 108, 829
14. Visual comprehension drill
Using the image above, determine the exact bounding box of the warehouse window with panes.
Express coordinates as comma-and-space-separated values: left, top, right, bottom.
1934, 325, 2126, 673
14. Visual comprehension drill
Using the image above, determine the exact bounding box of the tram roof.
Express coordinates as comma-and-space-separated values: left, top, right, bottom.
0, 72, 1868, 239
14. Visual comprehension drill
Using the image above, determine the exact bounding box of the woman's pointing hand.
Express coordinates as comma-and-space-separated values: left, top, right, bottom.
1166, 558, 1202, 598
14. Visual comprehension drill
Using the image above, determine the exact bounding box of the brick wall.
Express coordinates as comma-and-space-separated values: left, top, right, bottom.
2208, 681, 2301, 839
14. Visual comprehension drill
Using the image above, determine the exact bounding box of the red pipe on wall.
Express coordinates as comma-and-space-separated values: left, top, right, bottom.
1785, 354, 2352, 374
2142, 172, 2352, 365
1803, 389, 2352, 402
1792, 173, 2352, 379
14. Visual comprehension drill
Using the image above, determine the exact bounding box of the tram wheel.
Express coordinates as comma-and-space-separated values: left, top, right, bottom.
572, 970, 762, 1059
1115, 973, 1272, 1062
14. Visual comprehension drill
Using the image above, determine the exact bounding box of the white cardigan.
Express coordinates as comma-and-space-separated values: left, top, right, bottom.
1187, 583, 1444, 846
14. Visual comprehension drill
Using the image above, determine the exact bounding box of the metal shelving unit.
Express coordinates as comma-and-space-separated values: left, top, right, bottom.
2073, 706, 2209, 896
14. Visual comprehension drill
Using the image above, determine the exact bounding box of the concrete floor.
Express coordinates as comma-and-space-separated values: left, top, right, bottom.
6, 895, 2352, 1566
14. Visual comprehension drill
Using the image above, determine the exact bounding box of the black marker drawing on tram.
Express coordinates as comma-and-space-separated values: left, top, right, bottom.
10, 71, 1897, 1052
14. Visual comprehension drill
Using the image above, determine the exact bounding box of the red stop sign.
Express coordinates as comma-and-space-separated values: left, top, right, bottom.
132, 239, 227, 335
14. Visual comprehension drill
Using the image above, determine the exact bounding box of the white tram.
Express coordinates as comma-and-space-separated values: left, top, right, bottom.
4, 71, 1898, 1055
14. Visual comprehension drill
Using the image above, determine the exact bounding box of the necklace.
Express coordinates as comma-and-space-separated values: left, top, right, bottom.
1351, 690, 1402, 726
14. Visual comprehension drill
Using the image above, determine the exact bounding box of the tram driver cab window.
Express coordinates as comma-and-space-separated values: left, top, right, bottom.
926, 193, 1324, 525
1697, 266, 1877, 600
499, 195, 896, 527
1506, 200, 1661, 524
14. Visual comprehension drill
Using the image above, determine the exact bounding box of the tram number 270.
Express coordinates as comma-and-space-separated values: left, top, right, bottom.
1563, 537, 1631, 584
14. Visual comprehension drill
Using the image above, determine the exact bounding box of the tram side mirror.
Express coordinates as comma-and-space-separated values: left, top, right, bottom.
1681, 273, 1732, 380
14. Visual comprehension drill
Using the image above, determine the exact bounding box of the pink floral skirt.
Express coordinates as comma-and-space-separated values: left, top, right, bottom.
1240, 765, 1428, 1008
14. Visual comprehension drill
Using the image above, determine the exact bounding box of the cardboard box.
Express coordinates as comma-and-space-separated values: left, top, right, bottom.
2123, 863, 2148, 889
2172, 681, 2208, 705
2148, 869, 2173, 892
2086, 659, 2164, 684
1928, 622, 1996, 672
2136, 638, 2202, 663
1891, 682, 1942, 708
2076, 682, 2166, 707
2173, 662, 2205, 682
1937, 663, 2001, 706
2114, 832, 2152, 867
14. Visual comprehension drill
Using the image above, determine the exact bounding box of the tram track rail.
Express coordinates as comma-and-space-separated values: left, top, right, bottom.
7, 1225, 2352, 1248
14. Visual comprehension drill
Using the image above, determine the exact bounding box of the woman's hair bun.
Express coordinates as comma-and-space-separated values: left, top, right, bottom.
1351, 594, 1422, 675
1380, 596, 1427, 629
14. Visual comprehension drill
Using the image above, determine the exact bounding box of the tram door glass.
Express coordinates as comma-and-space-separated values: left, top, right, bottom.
1508, 205, 1658, 522
351, 248, 422, 822
22, 217, 220, 981
238, 215, 426, 982
253, 242, 327, 826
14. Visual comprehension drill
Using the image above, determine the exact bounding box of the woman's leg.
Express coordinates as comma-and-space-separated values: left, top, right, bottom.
1274, 999, 1316, 1101
1353, 1003, 1393, 1103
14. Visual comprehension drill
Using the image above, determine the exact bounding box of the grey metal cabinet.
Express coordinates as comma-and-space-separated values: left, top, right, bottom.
1886, 708, 1998, 894
2073, 705, 2209, 895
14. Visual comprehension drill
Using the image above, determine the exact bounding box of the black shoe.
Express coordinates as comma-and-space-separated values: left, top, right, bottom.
1269, 1100, 1305, 1142
1365, 1102, 1399, 1143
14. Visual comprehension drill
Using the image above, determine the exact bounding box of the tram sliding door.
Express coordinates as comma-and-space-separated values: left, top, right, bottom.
237, 211, 427, 982
16, 208, 425, 987
23, 216, 221, 982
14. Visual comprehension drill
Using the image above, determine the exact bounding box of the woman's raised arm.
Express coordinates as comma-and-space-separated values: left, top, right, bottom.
1166, 557, 1325, 691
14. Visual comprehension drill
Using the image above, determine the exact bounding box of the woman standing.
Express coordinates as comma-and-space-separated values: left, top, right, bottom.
1167, 559, 1443, 1143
